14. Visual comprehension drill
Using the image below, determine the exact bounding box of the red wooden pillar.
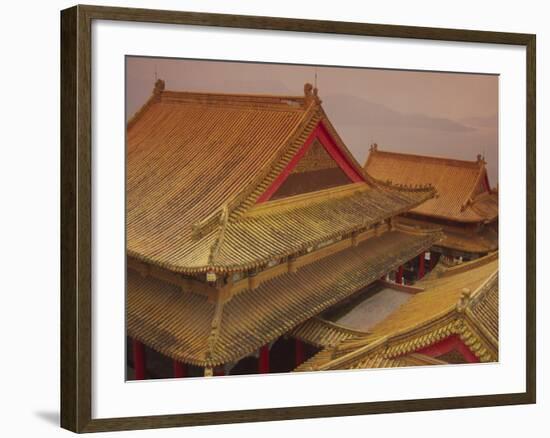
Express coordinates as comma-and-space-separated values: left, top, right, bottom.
214, 367, 225, 376
295, 339, 305, 367
132, 339, 146, 380
418, 252, 425, 280
395, 265, 404, 284
173, 360, 187, 378
259, 345, 270, 373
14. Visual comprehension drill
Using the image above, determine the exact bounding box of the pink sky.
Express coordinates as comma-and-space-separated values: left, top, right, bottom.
126, 57, 498, 185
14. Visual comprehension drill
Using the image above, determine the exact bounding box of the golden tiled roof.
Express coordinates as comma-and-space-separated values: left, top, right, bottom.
127, 230, 440, 367
127, 82, 435, 274
470, 191, 498, 220
290, 317, 365, 348
397, 216, 498, 254
467, 275, 498, 345
296, 254, 498, 371
364, 146, 497, 223
439, 225, 498, 254
204, 184, 432, 272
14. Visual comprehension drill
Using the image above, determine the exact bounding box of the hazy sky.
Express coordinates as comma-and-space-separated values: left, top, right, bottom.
126, 57, 498, 184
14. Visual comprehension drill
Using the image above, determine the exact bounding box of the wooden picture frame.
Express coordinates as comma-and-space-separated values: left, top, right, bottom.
60, 4, 536, 433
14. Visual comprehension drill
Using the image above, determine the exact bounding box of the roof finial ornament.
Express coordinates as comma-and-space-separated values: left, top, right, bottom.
457, 288, 472, 312
476, 153, 486, 165
304, 82, 321, 105
153, 78, 165, 99
370, 143, 378, 152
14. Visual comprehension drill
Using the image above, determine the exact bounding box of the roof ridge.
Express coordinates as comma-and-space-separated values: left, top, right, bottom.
370, 175, 437, 195
161, 89, 306, 103
315, 108, 378, 186
462, 166, 490, 211
367, 145, 486, 169
127, 79, 309, 131
312, 316, 371, 337
463, 278, 499, 351
467, 268, 499, 306
316, 335, 390, 371
207, 204, 230, 266
243, 183, 368, 217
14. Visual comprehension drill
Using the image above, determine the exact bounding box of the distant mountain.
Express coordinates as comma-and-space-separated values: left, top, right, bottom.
459, 114, 498, 128
322, 94, 476, 133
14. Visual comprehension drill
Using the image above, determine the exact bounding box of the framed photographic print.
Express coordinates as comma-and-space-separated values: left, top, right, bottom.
60, 4, 536, 433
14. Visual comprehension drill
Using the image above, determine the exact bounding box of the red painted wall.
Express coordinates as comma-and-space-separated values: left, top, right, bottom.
415, 334, 480, 363
256, 121, 364, 203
